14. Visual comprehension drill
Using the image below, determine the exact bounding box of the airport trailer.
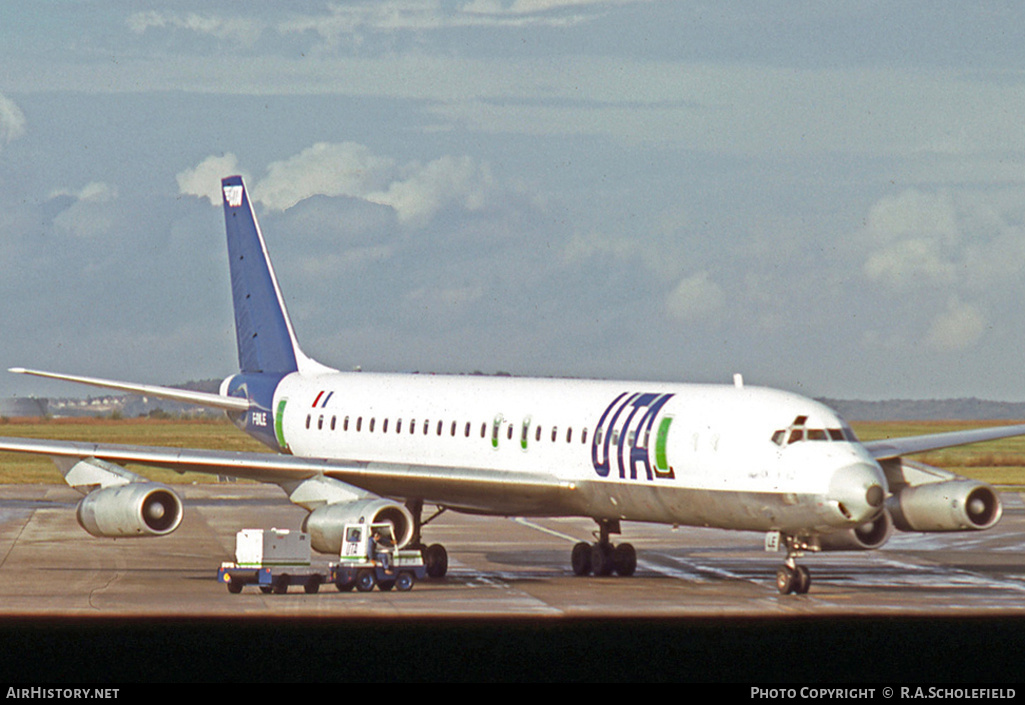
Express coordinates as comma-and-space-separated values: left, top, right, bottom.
218, 523, 426, 594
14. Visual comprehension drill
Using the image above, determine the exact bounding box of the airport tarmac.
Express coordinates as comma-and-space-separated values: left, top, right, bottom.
2, 482, 1025, 617
4, 483, 1025, 681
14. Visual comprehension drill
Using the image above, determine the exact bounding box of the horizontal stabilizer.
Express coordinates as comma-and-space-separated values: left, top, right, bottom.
8, 368, 250, 412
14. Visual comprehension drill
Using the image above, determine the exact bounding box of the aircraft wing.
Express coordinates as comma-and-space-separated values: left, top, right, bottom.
0, 436, 573, 515
7, 368, 249, 413
863, 422, 1025, 460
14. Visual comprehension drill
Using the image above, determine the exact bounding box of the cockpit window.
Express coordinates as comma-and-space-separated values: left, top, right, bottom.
772, 415, 852, 447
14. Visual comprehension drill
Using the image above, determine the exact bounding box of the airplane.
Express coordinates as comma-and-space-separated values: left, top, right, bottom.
0, 175, 1020, 595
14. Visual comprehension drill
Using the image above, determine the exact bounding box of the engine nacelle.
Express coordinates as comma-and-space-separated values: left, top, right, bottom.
76, 483, 183, 538
302, 499, 414, 554
886, 480, 1002, 532
819, 509, 893, 551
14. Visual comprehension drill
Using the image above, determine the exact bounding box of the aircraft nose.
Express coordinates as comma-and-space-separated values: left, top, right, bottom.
829, 461, 887, 524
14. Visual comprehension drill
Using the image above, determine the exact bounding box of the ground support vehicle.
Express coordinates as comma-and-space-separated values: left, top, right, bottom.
219, 528, 326, 594
329, 522, 426, 592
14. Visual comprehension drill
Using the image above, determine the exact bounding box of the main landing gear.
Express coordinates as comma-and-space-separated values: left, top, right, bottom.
572, 519, 636, 577
776, 534, 813, 595
407, 499, 448, 578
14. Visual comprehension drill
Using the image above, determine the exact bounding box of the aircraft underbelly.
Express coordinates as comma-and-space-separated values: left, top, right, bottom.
327, 469, 830, 532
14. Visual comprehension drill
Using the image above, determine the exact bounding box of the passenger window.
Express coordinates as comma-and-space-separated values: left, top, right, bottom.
507, 424, 514, 440
343, 416, 349, 432
581, 428, 588, 444
396, 419, 402, 434
551, 426, 558, 442
536, 426, 542, 442
369, 418, 375, 433
451, 421, 457, 437
305, 414, 311, 429
317, 415, 323, 430
356, 417, 363, 432
382, 418, 389, 433
330, 416, 336, 431
566, 428, 572, 443
595, 428, 603, 446
481, 422, 487, 439
423, 420, 429, 435
437, 420, 443, 436
465, 422, 471, 437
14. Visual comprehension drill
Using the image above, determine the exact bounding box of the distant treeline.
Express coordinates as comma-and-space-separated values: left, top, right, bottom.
818, 398, 1025, 422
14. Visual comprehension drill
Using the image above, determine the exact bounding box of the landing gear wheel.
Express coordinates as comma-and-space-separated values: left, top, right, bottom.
304, 576, 322, 594
794, 565, 811, 594
612, 543, 637, 577
591, 542, 614, 576
356, 569, 377, 592
776, 566, 796, 595
396, 572, 415, 592
571, 542, 592, 576
424, 543, 448, 578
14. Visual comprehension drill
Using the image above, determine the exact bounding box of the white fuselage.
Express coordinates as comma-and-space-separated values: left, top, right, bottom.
266, 372, 885, 535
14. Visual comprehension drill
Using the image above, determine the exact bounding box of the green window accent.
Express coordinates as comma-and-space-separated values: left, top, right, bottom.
521, 417, 531, 450
275, 398, 289, 451
655, 416, 673, 471
492, 415, 503, 449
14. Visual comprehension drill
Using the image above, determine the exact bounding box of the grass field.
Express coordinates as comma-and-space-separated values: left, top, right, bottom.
0, 416, 1024, 486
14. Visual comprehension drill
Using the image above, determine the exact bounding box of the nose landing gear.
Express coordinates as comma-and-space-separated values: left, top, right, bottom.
775, 534, 815, 594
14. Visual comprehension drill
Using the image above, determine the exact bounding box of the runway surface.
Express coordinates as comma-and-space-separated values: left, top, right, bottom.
2, 483, 1025, 617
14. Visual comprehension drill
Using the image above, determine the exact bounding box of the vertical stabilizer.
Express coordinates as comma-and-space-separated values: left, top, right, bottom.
221, 176, 332, 376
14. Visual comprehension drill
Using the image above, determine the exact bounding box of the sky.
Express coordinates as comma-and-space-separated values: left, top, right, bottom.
1, 1, 1024, 402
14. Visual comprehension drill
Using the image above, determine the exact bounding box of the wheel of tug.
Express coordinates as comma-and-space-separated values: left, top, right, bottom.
571, 541, 592, 576
304, 575, 322, 594
612, 543, 637, 577
272, 575, 289, 594
226, 578, 243, 594
776, 566, 796, 595
424, 543, 448, 578
378, 580, 395, 591
356, 569, 377, 592
794, 565, 811, 595
396, 572, 415, 592
336, 579, 355, 592
591, 542, 614, 576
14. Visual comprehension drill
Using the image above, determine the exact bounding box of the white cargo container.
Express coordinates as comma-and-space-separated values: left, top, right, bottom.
234, 528, 310, 567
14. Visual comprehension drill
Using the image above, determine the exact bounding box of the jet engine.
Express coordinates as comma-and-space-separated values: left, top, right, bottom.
818, 509, 893, 551
302, 499, 415, 554
76, 483, 183, 538
886, 480, 1001, 532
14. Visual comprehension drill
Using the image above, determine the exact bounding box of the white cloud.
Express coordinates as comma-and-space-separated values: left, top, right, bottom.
0, 92, 26, 145
52, 182, 119, 239
367, 155, 494, 226
127, 11, 263, 46
251, 142, 498, 227
926, 297, 987, 351
666, 272, 724, 322
176, 154, 247, 206
256, 142, 396, 212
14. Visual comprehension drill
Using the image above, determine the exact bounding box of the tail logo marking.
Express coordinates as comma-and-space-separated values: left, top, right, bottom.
223, 185, 244, 207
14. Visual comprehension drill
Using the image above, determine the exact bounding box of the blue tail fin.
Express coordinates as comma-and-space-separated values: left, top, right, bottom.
221, 176, 304, 375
